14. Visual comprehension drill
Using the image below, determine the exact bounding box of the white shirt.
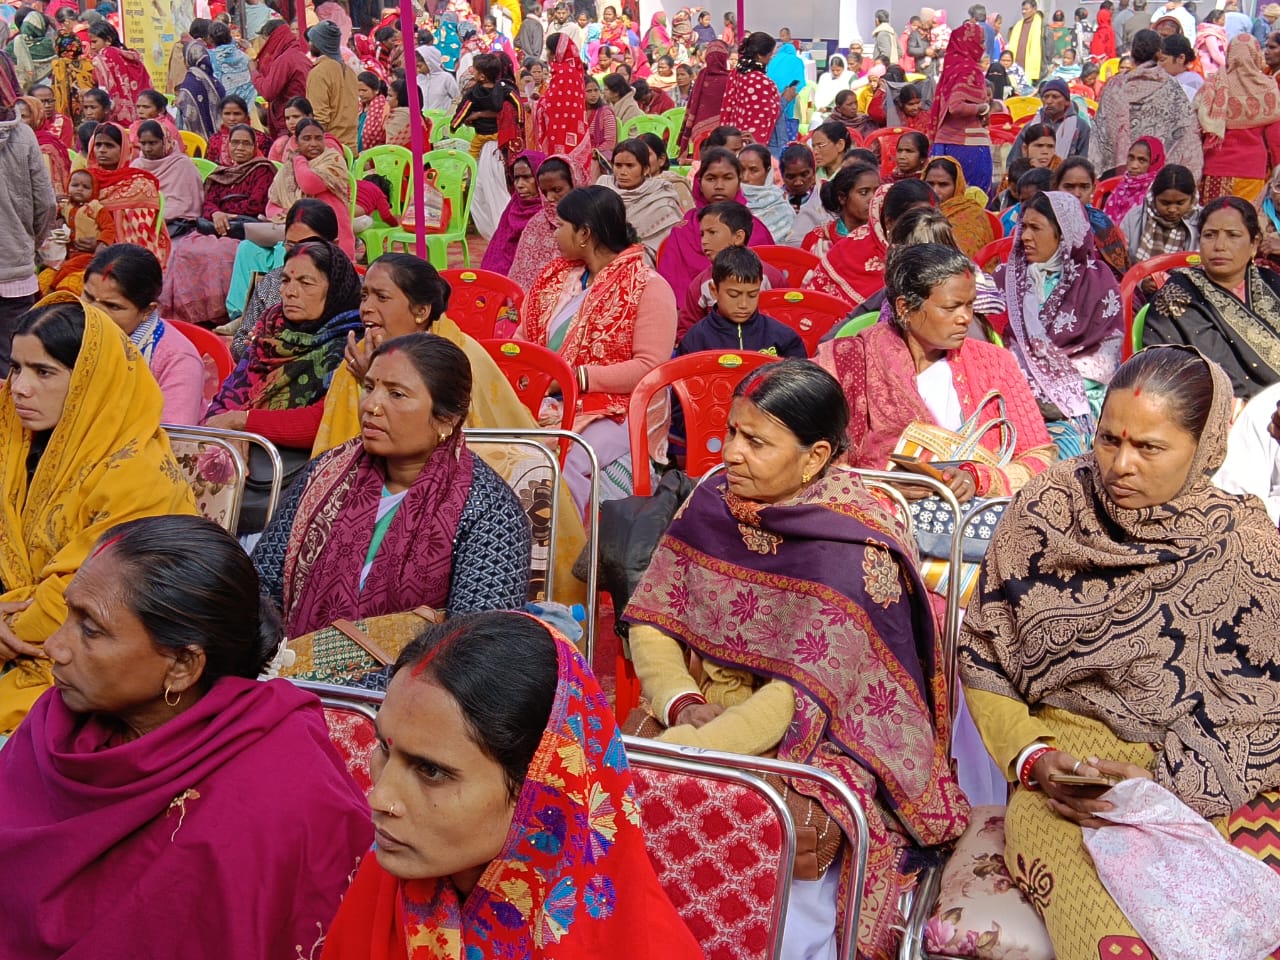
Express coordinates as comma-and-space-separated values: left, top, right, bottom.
917, 360, 965, 431
1173, 69, 1204, 101
1213, 381, 1280, 524
1165, 4, 1197, 38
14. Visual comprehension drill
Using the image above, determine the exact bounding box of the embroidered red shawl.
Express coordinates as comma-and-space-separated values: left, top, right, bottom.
320, 625, 703, 960
807, 183, 891, 306
521, 245, 651, 420
281, 435, 475, 637
625, 474, 969, 958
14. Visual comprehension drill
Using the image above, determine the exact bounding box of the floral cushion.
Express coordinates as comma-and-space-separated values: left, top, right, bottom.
925, 806, 1054, 960
167, 434, 242, 533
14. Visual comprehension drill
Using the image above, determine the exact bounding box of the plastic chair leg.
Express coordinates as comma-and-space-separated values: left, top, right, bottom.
615, 651, 642, 720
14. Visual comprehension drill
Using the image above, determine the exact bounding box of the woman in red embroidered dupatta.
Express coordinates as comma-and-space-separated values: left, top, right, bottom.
516, 185, 677, 507
536, 33, 588, 156
321, 613, 703, 960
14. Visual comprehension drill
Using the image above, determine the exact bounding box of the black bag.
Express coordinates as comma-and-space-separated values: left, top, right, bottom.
236, 444, 313, 535
582, 469, 695, 651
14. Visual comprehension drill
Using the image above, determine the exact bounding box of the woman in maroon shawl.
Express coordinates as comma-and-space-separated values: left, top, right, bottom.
928, 20, 994, 195
675, 39, 730, 161
655, 147, 774, 307
252, 333, 532, 641
0, 515, 371, 960
481, 149, 547, 275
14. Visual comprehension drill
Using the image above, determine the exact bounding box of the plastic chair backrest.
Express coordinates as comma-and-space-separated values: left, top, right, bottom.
661, 107, 686, 154
627, 350, 778, 496
1132, 303, 1149, 357
758, 288, 853, 355
168, 318, 234, 405
1092, 175, 1122, 211
440, 267, 524, 340
478, 339, 578, 451
690, 126, 713, 160
753, 245, 820, 287
988, 117, 1020, 146
974, 235, 1014, 273
1099, 56, 1121, 81
1005, 95, 1042, 121
354, 144, 413, 216
154, 192, 166, 245
1119, 251, 1201, 359
423, 149, 478, 236
191, 157, 217, 180
834, 311, 880, 338
864, 126, 906, 179
626, 747, 794, 960
179, 130, 206, 158
621, 114, 671, 144
984, 209, 1005, 240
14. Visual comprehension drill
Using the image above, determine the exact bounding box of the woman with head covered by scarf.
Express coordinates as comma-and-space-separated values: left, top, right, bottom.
929, 20, 994, 194
1194, 33, 1280, 205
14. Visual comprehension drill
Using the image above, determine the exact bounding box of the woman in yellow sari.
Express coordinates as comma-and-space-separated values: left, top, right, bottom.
923, 155, 995, 259
0, 293, 196, 734
313, 254, 587, 610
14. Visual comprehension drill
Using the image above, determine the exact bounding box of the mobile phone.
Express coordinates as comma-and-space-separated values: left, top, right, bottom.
888, 454, 949, 482
787, 79, 800, 88
1047, 773, 1119, 788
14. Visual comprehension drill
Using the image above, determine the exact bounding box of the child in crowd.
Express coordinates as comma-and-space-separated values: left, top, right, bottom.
780, 143, 817, 212
678, 246, 806, 358
1000, 167, 1053, 234
1020, 122, 1058, 170
678, 201, 786, 338
353, 172, 399, 235
39, 170, 113, 295
991, 155, 1032, 211
739, 142, 796, 244
1103, 136, 1163, 223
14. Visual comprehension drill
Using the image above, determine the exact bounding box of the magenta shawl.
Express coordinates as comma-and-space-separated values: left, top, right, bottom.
282, 435, 476, 636
656, 188, 774, 306
481, 149, 547, 276
0, 678, 371, 960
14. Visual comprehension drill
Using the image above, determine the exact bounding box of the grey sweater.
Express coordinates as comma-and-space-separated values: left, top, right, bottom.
0, 121, 56, 286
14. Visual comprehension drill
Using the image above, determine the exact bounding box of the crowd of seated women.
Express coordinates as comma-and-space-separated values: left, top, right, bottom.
4, 9, 1280, 960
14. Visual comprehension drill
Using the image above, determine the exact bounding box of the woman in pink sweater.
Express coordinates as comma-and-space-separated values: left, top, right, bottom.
265, 119, 355, 258
81, 244, 206, 425
516, 186, 677, 509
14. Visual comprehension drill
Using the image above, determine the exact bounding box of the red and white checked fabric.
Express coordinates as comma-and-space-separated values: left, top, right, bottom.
630, 764, 789, 960
322, 706, 377, 795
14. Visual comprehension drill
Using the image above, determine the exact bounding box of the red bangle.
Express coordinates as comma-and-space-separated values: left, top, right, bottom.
666, 692, 707, 726
957, 461, 981, 491
1019, 746, 1054, 790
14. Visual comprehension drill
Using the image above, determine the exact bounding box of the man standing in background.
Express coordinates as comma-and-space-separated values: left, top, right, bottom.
872, 8, 900, 64
1008, 0, 1050, 84
970, 4, 1001, 61
1123, 0, 1153, 49
1114, 0, 1134, 49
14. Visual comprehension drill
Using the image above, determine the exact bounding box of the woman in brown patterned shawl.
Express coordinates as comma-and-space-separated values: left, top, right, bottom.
960, 345, 1280, 960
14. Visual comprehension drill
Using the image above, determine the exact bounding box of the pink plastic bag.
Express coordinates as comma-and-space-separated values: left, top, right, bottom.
1084, 778, 1280, 960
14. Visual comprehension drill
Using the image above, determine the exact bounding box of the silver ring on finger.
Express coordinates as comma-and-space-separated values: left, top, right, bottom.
1072, 759, 1083, 775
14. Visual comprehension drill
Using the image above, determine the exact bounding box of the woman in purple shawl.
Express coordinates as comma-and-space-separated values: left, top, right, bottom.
0, 515, 371, 960
655, 147, 774, 308
994, 190, 1124, 458
481, 149, 546, 276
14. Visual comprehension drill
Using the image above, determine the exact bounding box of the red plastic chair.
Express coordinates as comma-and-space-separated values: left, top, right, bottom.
1118, 251, 1201, 359
864, 126, 907, 179
988, 115, 1019, 147
168, 319, 234, 406
974, 235, 1015, 273
478, 338, 578, 461
440, 268, 525, 341
615, 351, 777, 719
984, 209, 1005, 240
1092, 175, 1123, 211
758, 288, 853, 355
753, 245, 820, 287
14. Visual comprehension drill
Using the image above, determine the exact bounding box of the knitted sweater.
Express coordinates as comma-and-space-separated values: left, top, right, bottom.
0, 122, 57, 286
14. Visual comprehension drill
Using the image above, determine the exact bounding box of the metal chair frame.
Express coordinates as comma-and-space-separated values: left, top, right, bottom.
162, 425, 249, 532
163, 424, 286, 528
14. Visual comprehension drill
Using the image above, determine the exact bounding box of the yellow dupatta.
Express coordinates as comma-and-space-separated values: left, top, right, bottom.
934, 155, 995, 259
0, 295, 198, 734
312, 316, 588, 609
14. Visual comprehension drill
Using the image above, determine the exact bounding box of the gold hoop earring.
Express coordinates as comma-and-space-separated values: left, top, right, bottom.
164, 685, 181, 707
802, 472, 811, 484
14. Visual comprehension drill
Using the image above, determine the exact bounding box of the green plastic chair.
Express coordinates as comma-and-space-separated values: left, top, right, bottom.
424, 108, 452, 133
1132, 303, 1148, 356
154, 192, 166, 245
443, 123, 476, 143
620, 114, 672, 144
366, 149, 478, 270
661, 107, 686, 157
342, 143, 355, 171
796, 82, 819, 134
353, 145, 413, 217
833, 311, 879, 338
191, 157, 218, 181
